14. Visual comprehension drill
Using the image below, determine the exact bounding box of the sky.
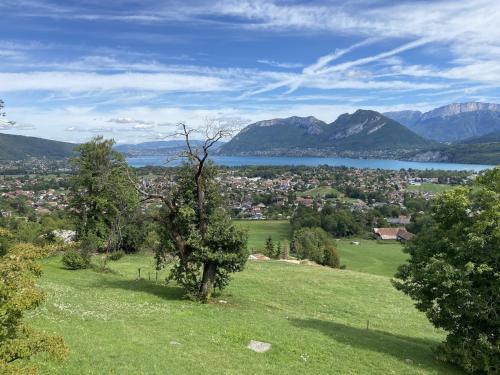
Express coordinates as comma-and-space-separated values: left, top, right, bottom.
1, 0, 500, 144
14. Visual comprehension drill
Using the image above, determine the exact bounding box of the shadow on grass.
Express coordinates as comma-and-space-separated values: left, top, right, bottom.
291, 319, 461, 373
96, 278, 186, 301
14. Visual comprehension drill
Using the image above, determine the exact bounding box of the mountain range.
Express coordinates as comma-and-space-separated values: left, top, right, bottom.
219, 110, 429, 156
384, 102, 500, 142
1, 102, 500, 165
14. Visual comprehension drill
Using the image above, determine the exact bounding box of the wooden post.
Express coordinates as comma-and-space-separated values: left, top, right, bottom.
138, 268, 141, 279
366, 320, 370, 330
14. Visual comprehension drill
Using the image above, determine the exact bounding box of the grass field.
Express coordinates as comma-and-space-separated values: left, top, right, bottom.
234, 220, 291, 251
406, 183, 454, 193
24, 221, 462, 374
298, 186, 341, 198
236, 220, 407, 278
336, 239, 408, 277
27, 254, 462, 375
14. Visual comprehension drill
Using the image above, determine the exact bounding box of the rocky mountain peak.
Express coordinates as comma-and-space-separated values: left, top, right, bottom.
422, 102, 500, 121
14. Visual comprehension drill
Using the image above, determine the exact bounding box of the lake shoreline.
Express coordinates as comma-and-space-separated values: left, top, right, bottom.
127, 155, 494, 172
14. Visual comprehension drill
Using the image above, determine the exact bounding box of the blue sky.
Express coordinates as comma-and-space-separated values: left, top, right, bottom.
1, 0, 500, 143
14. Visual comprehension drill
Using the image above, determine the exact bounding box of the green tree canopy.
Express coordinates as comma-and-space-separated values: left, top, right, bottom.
394, 167, 500, 373
0, 243, 67, 374
70, 136, 139, 252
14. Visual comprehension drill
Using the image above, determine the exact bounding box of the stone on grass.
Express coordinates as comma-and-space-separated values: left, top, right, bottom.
247, 340, 271, 353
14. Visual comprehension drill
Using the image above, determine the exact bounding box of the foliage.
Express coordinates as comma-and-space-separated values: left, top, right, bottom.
108, 250, 125, 261
69, 136, 139, 252
291, 227, 340, 268
264, 236, 280, 259
0, 227, 13, 256
291, 204, 363, 238
62, 249, 90, 270
0, 243, 67, 373
154, 160, 249, 301
394, 167, 500, 373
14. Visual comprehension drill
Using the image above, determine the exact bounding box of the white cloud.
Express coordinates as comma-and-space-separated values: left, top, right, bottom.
0, 71, 232, 93
256, 59, 303, 69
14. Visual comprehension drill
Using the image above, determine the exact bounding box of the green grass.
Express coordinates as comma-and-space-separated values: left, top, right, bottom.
298, 186, 341, 198
234, 220, 291, 251
24, 223, 461, 374
336, 238, 408, 277
406, 183, 454, 193
27, 255, 462, 375
235, 220, 407, 278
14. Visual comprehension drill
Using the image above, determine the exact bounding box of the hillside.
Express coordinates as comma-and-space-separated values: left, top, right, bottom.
0, 133, 76, 160
219, 110, 429, 156
30, 253, 461, 374
461, 130, 500, 144
114, 140, 221, 156
384, 102, 500, 142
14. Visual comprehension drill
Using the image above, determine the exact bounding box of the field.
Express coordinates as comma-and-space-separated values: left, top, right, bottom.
406, 183, 454, 193
25, 221, 462, 374
298, 186, 341, 198
234, 220, 291, 251
336, 239, 409, 277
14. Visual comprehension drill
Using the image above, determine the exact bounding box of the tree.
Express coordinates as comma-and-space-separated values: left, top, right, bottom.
0, 243, 67, 373
265, 236, 274, 257
291, 227, 340, 268
70, 137, 139, 254
393, 167, 500, 373
138, 122, 248, 301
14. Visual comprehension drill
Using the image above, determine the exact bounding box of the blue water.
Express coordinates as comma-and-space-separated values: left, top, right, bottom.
126, 155, 494, 171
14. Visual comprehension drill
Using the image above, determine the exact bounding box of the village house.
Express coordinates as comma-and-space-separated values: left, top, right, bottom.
373, 227, 414, 242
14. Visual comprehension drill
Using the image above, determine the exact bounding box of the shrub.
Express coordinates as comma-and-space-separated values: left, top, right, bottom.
292, 227, 340, 268
62, 249, 90, 270
322, 243, 340, 268
108, 250, 125, 261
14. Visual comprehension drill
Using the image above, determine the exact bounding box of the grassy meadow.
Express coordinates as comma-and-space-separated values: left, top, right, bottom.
25, 220, 462, 374
406, 183, 454, 193
234, 220, 291, 251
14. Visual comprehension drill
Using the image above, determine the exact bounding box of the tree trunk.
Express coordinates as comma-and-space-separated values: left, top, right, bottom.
198, 261, 217, 301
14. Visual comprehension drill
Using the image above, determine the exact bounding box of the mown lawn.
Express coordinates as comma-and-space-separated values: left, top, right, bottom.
298, 186, 341, 198
336, 238, 409, 277
236, 220, 408, 278
27, 254, 462, 374
406, 183, 454, 193
234, 220, 291, 251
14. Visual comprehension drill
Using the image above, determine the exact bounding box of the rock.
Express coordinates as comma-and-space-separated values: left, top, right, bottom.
248, 253, 270, 261
218, 300, 227, 304
247, 340, 271, 353
170, 341, 181, 346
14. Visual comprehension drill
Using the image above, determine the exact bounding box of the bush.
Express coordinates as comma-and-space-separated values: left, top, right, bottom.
62, 249, 90, 270
322, 243, 340, 268
292, 227, 340, 268
108, 250, 125, 261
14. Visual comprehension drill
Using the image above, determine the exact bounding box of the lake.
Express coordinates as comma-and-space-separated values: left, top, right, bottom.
126, 155, 494, 171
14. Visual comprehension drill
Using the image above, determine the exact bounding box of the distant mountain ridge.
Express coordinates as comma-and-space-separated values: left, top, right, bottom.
219, 110, 429, 156
0, 133, 76, 160
114, 140, 223, 156
384, 102, 500, 142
